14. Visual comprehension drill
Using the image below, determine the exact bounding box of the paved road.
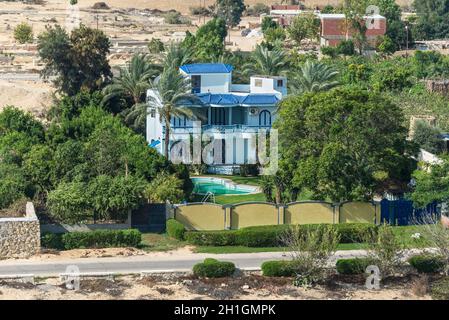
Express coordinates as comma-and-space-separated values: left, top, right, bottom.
0, 250, 367, 277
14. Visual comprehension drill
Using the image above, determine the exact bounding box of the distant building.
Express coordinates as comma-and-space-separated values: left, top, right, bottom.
319, 13, 387, 47
261, 9, 387, 49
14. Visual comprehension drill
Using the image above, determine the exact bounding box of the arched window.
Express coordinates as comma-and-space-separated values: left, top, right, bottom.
259, 110, 271, 127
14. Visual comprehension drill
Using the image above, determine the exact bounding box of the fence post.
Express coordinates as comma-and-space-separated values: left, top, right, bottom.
278, 205, 285, 225
334, 203, 340, 224
224, 205, 232, 230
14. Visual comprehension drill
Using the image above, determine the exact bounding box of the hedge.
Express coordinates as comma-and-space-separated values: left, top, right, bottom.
261, 260, 297, 277
336, 258, 374, 275
193, 258, 236, 278
41, 233, 64, 250
184, 223, 377, 247
41, 229, 142, 250
408, 254, 446, 274
167, 219, 185, 240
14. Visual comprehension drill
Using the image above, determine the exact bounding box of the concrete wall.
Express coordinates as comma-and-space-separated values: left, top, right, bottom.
231, 202, 279, 229
175, 203, 225, 231
339, 201, 380, 224
0, 202, 40, 259
285, 202, 335, 225
174, 201, 381, 231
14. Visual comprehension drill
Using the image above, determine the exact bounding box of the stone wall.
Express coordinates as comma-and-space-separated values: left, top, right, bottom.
0, 202, 40, 259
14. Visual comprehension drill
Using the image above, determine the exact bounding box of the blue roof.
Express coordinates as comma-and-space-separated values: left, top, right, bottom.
196, 93, 280, 107
180, 63, 234, 74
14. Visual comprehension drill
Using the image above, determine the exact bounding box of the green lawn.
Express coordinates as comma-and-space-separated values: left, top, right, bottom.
140, 233, 187, 252
194, 243, 370, 254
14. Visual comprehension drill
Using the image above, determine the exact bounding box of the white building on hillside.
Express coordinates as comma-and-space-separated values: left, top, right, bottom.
146, 63, 287, 174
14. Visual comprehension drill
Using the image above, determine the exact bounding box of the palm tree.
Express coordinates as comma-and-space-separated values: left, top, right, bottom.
147, 67, 202, 158
163, 42, 194, 69
243, 45, 288, 76
289, 60, 340, 95
102, 54, 160, 131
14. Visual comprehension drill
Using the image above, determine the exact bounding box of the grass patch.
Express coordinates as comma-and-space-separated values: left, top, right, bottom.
391, 225, 431, 248
215, 193, 266, 204
194, 243, 369, 254
140, 233, 187, 252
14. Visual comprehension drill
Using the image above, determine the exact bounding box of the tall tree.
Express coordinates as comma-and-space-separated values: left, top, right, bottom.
287, 13, 320, 47
147, 67, 201, 158
38, 24, 111, 96
413, 0, 449, 40
216, 0, 245, 40
275, 87, 416, 202
289, 60, 340, 95
102, 54, 160, 132
243, 45, 288, 76
182, 18, 227, 61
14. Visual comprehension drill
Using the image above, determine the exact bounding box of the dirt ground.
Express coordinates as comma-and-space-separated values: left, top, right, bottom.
0, 272, 432, 300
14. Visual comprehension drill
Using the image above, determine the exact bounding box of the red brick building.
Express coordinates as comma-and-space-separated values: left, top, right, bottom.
319, 13, 387, 47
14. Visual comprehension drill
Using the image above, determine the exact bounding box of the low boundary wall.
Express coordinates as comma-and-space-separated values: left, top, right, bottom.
173, 201, 380, 230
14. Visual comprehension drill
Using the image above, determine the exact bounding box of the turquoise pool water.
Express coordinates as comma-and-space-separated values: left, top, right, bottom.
192, 177, 257, 195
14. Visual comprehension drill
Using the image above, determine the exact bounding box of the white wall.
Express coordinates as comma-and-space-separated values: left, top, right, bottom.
197, 73, 231, 93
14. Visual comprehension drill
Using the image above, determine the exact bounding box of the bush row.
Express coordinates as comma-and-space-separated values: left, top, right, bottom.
408, 254, 446, 274
193, 258, 236, 278
41, 229, 142, 250
182, 223, 378, 247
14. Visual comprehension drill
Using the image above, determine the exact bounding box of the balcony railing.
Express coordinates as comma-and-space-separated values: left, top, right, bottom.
164, 124, 272, 134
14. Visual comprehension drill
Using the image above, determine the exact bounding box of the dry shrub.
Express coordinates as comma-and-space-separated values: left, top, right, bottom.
411, 275, 429, 297
281, 224, 340, 287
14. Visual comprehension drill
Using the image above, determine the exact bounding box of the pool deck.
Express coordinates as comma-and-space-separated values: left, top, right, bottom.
192, 176, 262, 195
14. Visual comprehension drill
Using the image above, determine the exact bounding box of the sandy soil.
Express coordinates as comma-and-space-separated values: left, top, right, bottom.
0, 79, 53, 115
0, 272, 432, 300
24, 246, 195, 261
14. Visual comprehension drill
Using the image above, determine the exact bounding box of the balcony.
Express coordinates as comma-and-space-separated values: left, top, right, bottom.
163, 124, 272, 135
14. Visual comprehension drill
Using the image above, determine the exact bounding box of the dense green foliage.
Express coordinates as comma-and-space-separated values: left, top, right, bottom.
0, 104, 190, 221
408, 254, 446, 273
14, 22, 33, 44
412, 120, 444, 154
261, 260, 297, 277
41, 229, 142, 250
336, 258, 373, 274
37, 24, 112, 96
276, 87, 416, 202
193, 258, 236, 278
166, 219, 186, 240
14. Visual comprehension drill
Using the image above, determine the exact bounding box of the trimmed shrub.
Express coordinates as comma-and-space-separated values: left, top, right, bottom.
41, 233, 64, 250
61, 229, 141, 250
408, 254, 446, 274
185, 230, 237, 246
261, 260, 296, 277
184, 223, 376, 247
336, 258, 373, 275
167, 219, 185, 240
431, 277, 449, 300
193, 258, 236, 278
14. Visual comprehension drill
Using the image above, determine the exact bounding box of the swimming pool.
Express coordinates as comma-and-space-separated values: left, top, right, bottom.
192, 177, 259, 195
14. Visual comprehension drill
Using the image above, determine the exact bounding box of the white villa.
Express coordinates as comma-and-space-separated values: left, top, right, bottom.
146, 63, 287, 174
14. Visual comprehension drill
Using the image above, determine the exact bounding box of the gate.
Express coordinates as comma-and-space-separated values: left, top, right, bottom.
131, 203, 167, 232
380, 199, 439, 226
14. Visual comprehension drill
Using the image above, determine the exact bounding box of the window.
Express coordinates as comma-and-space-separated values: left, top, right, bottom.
259, 110, 271, 127
149, 108, 156, 118
277, 79, 284, 87
254, 79, 263, 87
191, 75, 201, 93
